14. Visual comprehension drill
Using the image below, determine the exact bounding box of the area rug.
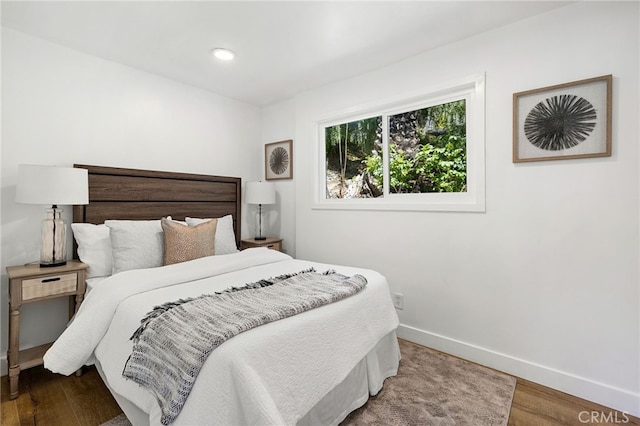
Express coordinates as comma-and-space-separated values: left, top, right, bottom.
101, 339, 516, 426
100, 413, 130, 426
342, 339, 516, 425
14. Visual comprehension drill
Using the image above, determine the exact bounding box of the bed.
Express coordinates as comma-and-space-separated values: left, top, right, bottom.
43, 164, 400, 426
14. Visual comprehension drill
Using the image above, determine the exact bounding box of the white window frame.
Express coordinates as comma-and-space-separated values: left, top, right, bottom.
313, 74, 485, 212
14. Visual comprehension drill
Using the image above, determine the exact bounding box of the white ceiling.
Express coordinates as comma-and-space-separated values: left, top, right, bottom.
1, 1, 571, 106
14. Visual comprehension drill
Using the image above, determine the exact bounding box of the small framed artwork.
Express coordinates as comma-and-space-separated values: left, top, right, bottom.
513, 75, 612, 163
265, 140, 293, 180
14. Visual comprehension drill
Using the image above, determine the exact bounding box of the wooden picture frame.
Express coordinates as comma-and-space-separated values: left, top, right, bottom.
513, 75, 612, 163
265, 140, 293, 180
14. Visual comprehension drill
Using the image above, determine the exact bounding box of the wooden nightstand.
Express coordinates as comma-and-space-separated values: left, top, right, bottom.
5, 260, 88, 400
241, 237, 283, 252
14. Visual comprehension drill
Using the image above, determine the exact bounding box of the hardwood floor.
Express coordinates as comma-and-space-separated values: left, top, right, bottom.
509, 379, 639, 426
1, 366, 121, 426
2, 364, 638, 425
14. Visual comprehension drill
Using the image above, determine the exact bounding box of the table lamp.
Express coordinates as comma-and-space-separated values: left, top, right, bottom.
245, 181, 275, 240
16, 165, 89, 267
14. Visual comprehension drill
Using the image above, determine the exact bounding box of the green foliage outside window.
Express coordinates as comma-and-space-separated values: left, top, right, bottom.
365, 135, 466, 194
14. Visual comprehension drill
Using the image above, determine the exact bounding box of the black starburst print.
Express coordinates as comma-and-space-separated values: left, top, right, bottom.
269, 147, 289, 175
524, 94, 597, 151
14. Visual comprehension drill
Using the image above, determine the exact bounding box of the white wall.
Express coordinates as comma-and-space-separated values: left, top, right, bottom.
260, 99, 296, 256
293, 2, 639, 415
1, 28, 262, 373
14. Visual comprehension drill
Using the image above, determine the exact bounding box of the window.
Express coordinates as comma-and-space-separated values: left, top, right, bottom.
325, 116, 382, 199
315, 74, 485, 212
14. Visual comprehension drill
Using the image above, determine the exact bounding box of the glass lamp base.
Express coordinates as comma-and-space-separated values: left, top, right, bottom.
253, 205, 269, 241
40, 207, 67, 267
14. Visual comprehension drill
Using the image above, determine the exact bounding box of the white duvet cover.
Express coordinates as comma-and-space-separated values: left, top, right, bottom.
44, 248, 399, 425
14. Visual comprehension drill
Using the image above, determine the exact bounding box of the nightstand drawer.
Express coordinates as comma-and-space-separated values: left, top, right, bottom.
241, 238, 283, 252
22, 273, 77, 301
264, 241, 282, 251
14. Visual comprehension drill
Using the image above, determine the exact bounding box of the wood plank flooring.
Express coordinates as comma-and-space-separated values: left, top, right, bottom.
509, 379, 639, 426
2, 362, 638, 425
1, 366, 121, 426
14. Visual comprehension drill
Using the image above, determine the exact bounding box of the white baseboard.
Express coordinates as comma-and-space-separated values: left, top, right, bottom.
398, 324, 640, 418
1, 355, 7, 377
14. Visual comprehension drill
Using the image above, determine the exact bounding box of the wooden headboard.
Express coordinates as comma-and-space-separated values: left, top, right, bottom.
72, 164, 242, 248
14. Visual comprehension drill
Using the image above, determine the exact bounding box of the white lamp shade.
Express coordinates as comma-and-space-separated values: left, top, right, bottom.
245, 181, 276, 205
16, 165, 89, 206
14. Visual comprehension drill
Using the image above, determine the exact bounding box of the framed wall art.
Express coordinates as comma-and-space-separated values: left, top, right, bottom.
513, 75, 612, 163
265, 139, 293, 180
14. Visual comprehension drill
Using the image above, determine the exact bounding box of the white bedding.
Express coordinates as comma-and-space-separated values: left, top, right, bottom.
44, 248, 400, 425
85, 276, 106, 294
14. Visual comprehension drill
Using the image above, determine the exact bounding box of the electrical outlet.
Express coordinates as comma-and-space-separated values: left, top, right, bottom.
393, 293, 404, 310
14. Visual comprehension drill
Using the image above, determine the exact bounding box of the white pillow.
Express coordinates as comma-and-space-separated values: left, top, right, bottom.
185, 215, 239, 255
105, 220, 164, 274
71, 223, 113, 278
164, 216, 187, 225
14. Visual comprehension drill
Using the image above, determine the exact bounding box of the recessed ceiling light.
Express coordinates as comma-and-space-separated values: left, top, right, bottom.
211, 48, 235, 61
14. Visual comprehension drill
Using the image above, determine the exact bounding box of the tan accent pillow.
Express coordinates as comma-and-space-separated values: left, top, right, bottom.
161, 218, 217, 265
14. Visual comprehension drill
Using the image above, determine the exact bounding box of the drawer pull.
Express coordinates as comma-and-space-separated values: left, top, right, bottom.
267, 244, 274, 248
42, 277, 61, 283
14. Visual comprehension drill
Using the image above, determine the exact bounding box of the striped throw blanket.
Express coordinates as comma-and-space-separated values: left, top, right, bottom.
122, 269, 367, 425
